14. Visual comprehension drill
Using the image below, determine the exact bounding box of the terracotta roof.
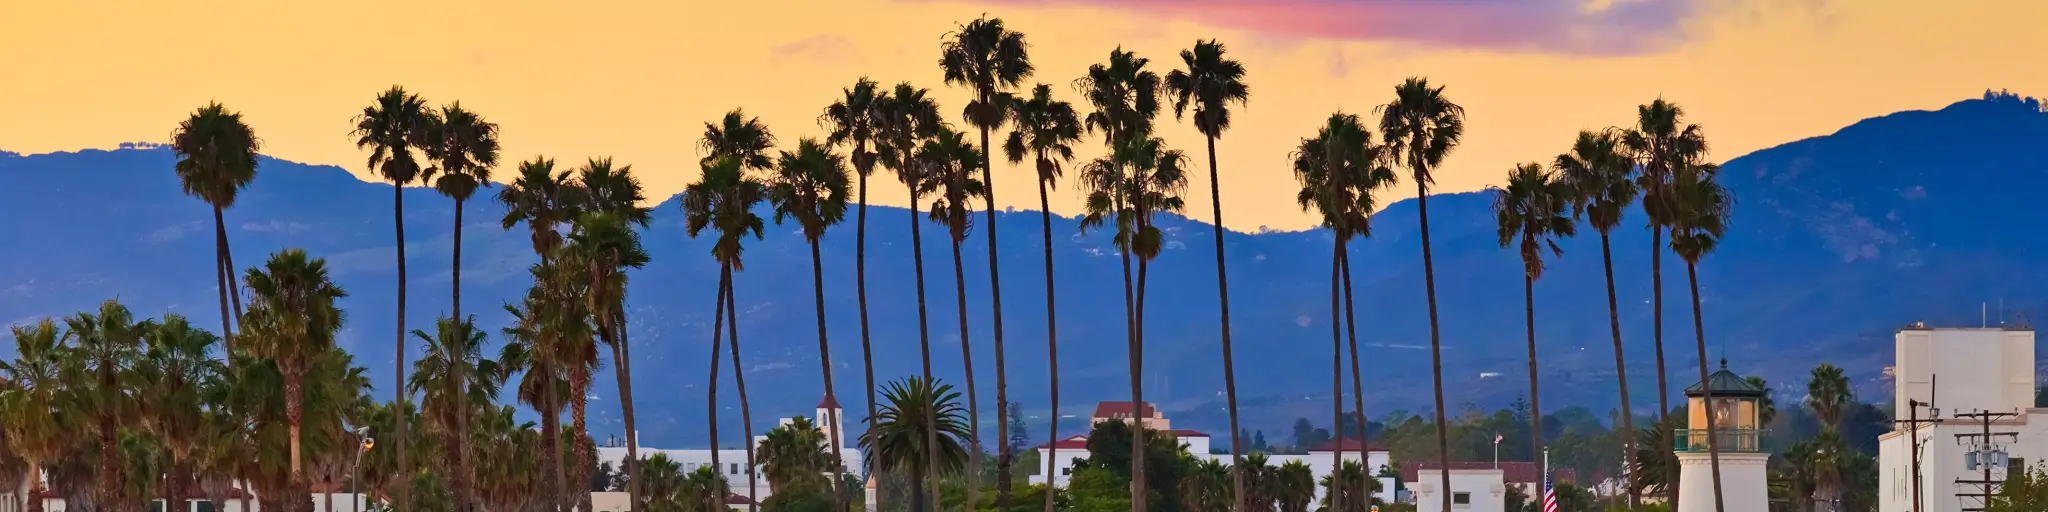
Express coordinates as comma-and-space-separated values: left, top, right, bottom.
1308, 438, 1388, 452
818, 395, 842, 409
1092, 401, 1157, 418
32, 487, 253, 500
1400, 461, 1576, 485
726, 494, 756, 505
1167, 429, 1211, 438
1035, 435, 1090, 450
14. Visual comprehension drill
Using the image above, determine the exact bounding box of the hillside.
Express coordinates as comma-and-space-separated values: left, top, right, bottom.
4, 96, 2046, 447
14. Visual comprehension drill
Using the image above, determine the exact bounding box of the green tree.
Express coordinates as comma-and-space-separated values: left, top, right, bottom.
823, 76, 889, 511
1554, 129, 1642, 510
1272, 461, 1315, 512
136, 314, 221, 512
64, 300, 144, 507
1, 319, 68, 512
1001, 82, 1083, 512
1183, 458, 1233, 512
351, 86, 433, 505
421, 101, 498, 512
1317, 460, 1381, 512
760, 417, 835, 494
1493, 162, 1577, 460
863, 377, 973, 512
170, 102, 261, 362
241, 249, 348, 505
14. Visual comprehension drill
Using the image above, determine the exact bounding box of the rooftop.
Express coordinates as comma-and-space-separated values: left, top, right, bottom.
1684, 359, 1767, 398
1093, 401, 1158, 418
1400, 461, 1576, 485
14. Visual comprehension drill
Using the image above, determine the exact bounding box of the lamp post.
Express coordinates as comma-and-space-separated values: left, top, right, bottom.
353, 427, 373, 512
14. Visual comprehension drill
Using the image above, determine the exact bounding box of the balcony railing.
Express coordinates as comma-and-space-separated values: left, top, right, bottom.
1673, 428, 1769, 453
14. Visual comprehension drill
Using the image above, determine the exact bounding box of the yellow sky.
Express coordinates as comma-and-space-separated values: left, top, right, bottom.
4, 0, 2045, 231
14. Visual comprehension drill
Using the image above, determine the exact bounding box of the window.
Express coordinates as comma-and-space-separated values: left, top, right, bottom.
2012, 458, 2028, 480
1453, 492, 1471, 507
730, 463, 740, 475
1061, 467, 1072, 475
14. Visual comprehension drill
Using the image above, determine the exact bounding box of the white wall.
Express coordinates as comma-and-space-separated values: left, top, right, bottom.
1407, 469, 1505, 512
1880, 411, 2048, 512
1031, 445, 1394, 504
1894, 328, 2034, 414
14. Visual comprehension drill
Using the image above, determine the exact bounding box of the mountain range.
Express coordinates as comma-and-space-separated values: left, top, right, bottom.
4, 94, 2047, 448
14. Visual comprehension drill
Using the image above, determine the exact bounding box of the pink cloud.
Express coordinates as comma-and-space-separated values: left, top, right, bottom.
966, 0, 1739, 55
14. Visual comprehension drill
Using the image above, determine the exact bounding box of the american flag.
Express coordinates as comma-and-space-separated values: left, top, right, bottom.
1541, 470, 1559, 512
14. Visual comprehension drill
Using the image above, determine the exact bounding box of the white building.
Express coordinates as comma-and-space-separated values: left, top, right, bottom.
596, 397, 866, 507
1878, 326, 2044, 512
1030, 402, 1394, 504
1401, 462, 1573, 512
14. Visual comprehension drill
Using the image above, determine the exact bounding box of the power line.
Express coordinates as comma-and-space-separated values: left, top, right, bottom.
1951, 410, 2020, 512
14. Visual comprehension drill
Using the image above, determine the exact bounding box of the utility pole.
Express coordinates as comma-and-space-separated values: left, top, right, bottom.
1953, 409, 2020, 512
1893, 375, 1940, 512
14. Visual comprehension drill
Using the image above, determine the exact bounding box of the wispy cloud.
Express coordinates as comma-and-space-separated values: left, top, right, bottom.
771, 34, 859, 63
961, 0, 1762, 55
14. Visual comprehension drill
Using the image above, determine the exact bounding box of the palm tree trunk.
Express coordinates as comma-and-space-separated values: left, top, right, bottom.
99, 374, 118, 508
910, 465, 928, 512
1413, 180, 1452, 512
1202, 133, 1248, 512
1036, 173, 1062, 512
572, 361, 594, 511
24, 460, 41, 512
451, 197, 473, 512
1652, 227, 1675, 505
1688, 262, 1725, 512
908, 195, 942, 509
1121, 236, 1147, 512
1339, 246, 1369, 506
392, 184, 412, 509
212, 207, 235, 363
977, 122, 1016, 512
855, 165, 885, 512
1600, 232, 1640, 511
217, 208, 245, 331
544, 374, 566, 511
725, 278, 759, 512
287, 383, 305, 494
808, 240, 848, 512
708, 267, 730, 510
1523, 271, 1543, 460
1326, 248, 1343, 512
947, 236, 982, 508
615, 308, 643, 510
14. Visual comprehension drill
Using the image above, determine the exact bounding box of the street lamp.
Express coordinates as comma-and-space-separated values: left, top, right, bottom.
353, 427, 373, 512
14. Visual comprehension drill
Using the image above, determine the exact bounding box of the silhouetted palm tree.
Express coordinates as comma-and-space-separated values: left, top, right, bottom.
65, 299, 143, 506
137, 314, 221, 512
1492, 162, 1576, 461
422, 101, 497, 511
1622, 100, 1707, 505
573, 157, 654, 507
2, 319, 67, 512
1166, 39, 1252, 510
769, 137, 854, 510
863, 377, 972, 512
351, 86, 433, 503
921, 127, 987, 502
942, 19, 1032, 506
1075, 47, 1163, 512
1554, 129, 1642, 510
241, 249, 348, 505
822, 78, 889, 510
1376, 77, 1465, 512
877, 81, 947, 507
500, 288, 570, 508
683, 149, 771, 511
170, 103, 260, 361
1001, 82, 1081, 512
1669, 159, 1733, 512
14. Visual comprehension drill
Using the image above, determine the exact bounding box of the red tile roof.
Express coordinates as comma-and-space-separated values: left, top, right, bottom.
1308, 438, 1388, 452
1399, 461, 1576, 485
32, 487, 253, 500
727, 494, 756, 505
1035, 435, 1090, 450
817, 395, 842, 409
1167, 429, 1211, 438
1092, 401, 1157, 418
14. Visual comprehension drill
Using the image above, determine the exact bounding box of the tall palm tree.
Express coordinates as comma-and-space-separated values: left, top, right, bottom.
502, 290, 570, 509
573, 157, 654, 507
1075, 47, 1162, 511
768, 137, 853, 510
682, 152, 771, 511
921, 127, 988, 474
1165, 39, 1252, 510
422, 101, 498, 512
1553, 129, 1641, 510
1621, 101, 1706, 505
63, 299, 143, 507
822, 79, 889, 510
137, 314, 221, 512
1288, 113, 1394, 510
241, 248, 349, 504
942, 19, 1033, 506
1491, 162, 1576, 461
499, 157, 584, 264
1668, 158, 1733, 512
862, 377, 972, 512
1, 319, 67, 512
352, 86, 433, 503
171, 103, 261, 361
1001, 83, 1081, 512
877, 81, 947, 507
1376, 77, 1465, 512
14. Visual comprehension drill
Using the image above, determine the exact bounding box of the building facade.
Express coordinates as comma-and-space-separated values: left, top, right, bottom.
1033, 402, 1394, 504
1400, 461, 1574, 512
595, 397, 865, 507
1878, 326, 2044, 512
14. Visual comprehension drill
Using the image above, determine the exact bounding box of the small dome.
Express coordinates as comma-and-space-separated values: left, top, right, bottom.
1683, 359, 1767, 398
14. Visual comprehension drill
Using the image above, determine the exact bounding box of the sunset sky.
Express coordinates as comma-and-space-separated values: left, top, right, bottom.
5, 0, 2045, 231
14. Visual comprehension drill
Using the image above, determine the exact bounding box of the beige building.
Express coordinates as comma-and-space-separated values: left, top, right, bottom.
1091, 400, 1170, 430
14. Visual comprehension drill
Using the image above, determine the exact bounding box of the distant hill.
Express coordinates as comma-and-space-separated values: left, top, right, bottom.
5, 96, 2047, 447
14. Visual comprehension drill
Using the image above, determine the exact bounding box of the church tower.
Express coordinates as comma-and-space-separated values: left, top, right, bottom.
1675, 360, 1771, 512
816, 395, 846, 448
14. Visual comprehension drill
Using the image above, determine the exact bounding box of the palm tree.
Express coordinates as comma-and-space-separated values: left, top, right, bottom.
572, 157, 655, 507
1289, 113, 1395, 510
63, 299, 143, 507
137, 314, 221, 512
1554, 129, 1642, 510
499, 157, 584, 264
171, 103, 261, 361
1, 319, 67, 512
419, 101, 498, 512
352, 86, 433, 503
240, 249, 348, 504
759, 417, 834, 494
768, 137, 854, 509
1491, 162, 1576, 460
1622, 101, 1707, 505
1001, 82, 1081, 512
1183, 458, 1233, 512
1668, 158, 1733, 512
502, 291, 570, 509
822, 78, 889, 510
1238, 452, 1275, 512
920, 126, 989, 504
1165, 38, 1252, 510
1272, 461, 1315, 512
1316, 460, 1378, 512
942, 19, 1033, 506
406, 315, 505, 510
863, 377, 973, 512
682, 151, 771, 511
877, 81, 946, 507
1075, 47, 1163, 512
1376, 77, 1465, 512
1808, 364, 1851, 510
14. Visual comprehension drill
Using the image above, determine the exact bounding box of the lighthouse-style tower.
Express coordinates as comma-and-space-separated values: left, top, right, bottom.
1675, 359, 1771, 512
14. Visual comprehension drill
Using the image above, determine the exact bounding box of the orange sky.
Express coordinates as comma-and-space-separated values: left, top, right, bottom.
4, 0, 2045, 231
